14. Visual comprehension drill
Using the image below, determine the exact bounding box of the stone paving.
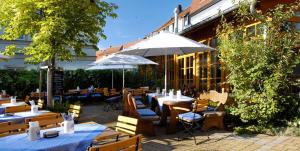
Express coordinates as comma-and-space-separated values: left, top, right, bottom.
79, 103, 300, 151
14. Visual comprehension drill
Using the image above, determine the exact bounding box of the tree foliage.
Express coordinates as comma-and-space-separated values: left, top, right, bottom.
0, 0, 117, 63
217, 1, 300, 128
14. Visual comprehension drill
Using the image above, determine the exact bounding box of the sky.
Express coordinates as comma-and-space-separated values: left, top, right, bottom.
97, 0, 191, 50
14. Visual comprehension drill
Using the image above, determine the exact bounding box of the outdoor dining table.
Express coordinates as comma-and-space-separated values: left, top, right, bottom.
0, 123, 106, 151
147, 93, 194, 133
0, 102, 27, 114
0, 110, 55, 123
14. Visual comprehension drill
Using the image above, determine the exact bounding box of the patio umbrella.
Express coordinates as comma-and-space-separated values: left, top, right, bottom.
86, 64, 137, 89
120, 31, 215, 91
93, 54, 158, 88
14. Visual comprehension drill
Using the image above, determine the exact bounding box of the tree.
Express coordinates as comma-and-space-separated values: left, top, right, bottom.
0, 0, 117, 107
217, 0, 300, 130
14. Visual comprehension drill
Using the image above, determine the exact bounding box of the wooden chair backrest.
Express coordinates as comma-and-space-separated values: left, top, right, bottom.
94, 88, 103, 93
133, 88, 143, 96
68, 104, 81, 118
194, 99, 209, 112
5, 105, 31, 113
110, 88, 117, 95
89, 134, 143, 151
127, 93, 138, 111
199, 90, 228, 111
80, 89, 88, 95
140, 86, 149, 92
37, 99, 44, 109
0, 122, 26, 137
25, 95, 30, 104
103, 88, 109, 96
25, 114, 63, 128
209, 90, 228, 105
199, 92, 210, 100
115, 115, 138, 136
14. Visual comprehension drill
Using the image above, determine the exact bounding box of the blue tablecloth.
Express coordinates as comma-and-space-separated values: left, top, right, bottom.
0, 110, 50, 123
0, 123, 106, 151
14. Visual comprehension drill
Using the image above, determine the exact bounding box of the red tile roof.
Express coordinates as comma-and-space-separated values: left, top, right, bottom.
190, 0, 214, 14
96, 39, 144, 60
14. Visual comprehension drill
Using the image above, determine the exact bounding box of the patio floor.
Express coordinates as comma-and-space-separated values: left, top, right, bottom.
79, 103, 300, 151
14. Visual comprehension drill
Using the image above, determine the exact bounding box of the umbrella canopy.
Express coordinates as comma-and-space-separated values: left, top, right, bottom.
119, 31, 215, 91
86, 64, 137, 70
94, 54, 158, 65
120, 31, 214, 56
93, 54, 158, 88
87, 64, 137, 89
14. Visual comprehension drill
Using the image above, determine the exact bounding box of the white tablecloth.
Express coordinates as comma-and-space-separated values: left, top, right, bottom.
0, 110, 50, 123
148, 93, 194, 111
1, 102, 26, 107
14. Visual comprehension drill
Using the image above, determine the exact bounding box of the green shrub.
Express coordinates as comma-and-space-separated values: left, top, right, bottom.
217, 1, 300, 130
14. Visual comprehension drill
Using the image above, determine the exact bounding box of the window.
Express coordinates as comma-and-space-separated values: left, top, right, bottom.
199, 53, 208, 91
183, 14, 190, 27
177, 55, 194, 88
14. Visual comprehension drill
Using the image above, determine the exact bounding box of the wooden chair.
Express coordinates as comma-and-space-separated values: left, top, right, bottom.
132, 88, 144, 97
127, 93, 159, 136
80, 89, 88, 95
68, 104, 81, 121
94, 88, 103, 93
37, 99, 44, 109
0, 122, 26, 137
201, 90, 228, 131
140, 86, 149, 93
24, 95, 31, 104
175, 100, 205, 144
110, 89, 118, 96
94, 115, 138, 142
89, 134, 143, 151
25, 114, 63, 128
5, 105, 31, 113
103, 88, 110, 97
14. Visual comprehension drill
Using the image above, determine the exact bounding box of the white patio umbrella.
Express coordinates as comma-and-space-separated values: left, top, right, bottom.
86, 64, 137, 89
93, 54, 158, 88
120, 31, 215, 91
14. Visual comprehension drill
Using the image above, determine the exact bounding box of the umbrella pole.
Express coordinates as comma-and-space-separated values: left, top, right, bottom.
123, 65, 125, 89
164, 54, 167, 94
112, 70, 114, 89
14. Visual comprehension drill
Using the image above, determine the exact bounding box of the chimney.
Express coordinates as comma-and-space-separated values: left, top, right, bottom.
173, 5, 182, 33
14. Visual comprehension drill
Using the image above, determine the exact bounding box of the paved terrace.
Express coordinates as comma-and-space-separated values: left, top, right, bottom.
79, 104, 300, 151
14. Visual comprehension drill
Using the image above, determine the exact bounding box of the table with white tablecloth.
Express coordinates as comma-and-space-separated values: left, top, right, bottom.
147, 93, 194, 134
0, 110, 51, 123
147, 93, 194, 111
0, 123, 106, 151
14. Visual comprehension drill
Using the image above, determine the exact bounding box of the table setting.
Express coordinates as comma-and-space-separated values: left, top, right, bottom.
0, 122, 106, 151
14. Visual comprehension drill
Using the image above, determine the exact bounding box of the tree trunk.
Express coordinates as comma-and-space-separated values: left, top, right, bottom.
46, 58, 55, 108
39, 69, 42, 100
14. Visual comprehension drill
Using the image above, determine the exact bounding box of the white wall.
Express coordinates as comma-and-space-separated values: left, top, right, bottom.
190, 0, 237, 25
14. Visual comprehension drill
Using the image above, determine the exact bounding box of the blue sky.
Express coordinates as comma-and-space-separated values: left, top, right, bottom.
97, 0, 191, 50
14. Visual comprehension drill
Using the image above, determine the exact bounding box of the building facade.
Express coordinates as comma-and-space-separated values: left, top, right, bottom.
0, 29, 97, 70
97, 0, 300, 92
